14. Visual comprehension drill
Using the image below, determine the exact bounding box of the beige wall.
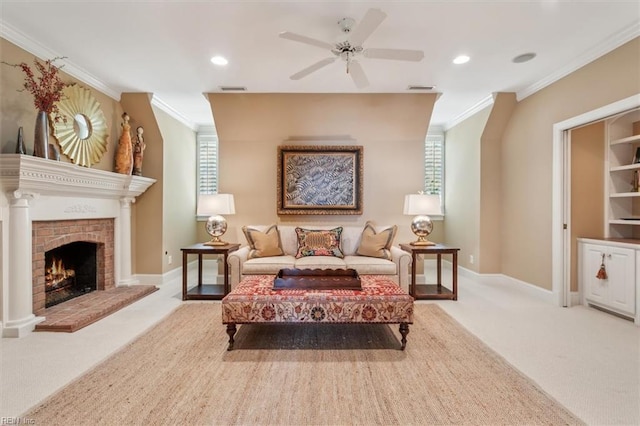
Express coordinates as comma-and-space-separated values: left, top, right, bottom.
499, 37, 639, 290
444, 107, 490, 272
206, 93, 440, 246
446, 37, 638, 290
153, 106, 197, 274
570, 121, 605, 291
1, 38, 197, 277
120, 93, 164, 274
480, 93, 517, 273
0, 38, 121, 171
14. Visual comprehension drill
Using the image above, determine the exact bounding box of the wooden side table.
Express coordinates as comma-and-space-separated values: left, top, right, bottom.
399, 243, 460, 300
181, 243, 240, 300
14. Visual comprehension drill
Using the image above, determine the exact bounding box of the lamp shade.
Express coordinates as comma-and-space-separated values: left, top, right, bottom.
403, 194, 441, 216
197, 194, 235, 216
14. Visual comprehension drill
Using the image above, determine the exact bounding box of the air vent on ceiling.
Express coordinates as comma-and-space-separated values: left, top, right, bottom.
219, 86, 247, 91
407, 85, 435, 91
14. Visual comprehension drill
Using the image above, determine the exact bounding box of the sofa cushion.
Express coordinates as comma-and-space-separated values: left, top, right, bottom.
295, 227, 344, 258
355, 221, 397, 260
344, 255, 397, 275
242, 255, 296, 274
294, 256, 348, 269
242, 224, 284, 259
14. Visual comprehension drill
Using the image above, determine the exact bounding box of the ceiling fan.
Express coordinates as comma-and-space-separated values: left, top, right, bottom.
279, 8, 424, 89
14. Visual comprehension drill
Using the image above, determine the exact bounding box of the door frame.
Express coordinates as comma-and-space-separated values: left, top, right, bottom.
552, 94, 640, 306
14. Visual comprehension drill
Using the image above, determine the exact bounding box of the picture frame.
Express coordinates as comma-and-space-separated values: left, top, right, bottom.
277, 145, 363, 215
633, 147, 640, 164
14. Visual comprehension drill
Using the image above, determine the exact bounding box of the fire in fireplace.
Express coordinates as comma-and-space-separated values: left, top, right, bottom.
44, 242, 97, 308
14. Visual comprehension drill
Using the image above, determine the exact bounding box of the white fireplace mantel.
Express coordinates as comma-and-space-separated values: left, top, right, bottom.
0, 154, 155, 199
0, 154, 156, 337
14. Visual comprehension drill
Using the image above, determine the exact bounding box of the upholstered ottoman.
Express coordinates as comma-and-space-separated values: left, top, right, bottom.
221, 274, 414, 350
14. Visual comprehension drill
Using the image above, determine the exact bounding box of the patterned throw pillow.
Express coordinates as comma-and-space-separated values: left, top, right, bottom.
295, 227, 344, 259
242, 224, 285, 259
356, 221, 397, 259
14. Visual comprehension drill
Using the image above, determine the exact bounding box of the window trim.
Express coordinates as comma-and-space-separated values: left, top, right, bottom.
425, 127, 445, 217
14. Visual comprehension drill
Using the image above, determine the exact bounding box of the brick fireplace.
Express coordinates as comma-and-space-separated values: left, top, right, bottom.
0, 155, 155, 337
32, 219, 114, 315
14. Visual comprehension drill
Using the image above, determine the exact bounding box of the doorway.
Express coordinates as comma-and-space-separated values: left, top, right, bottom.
552, 94, 640, 307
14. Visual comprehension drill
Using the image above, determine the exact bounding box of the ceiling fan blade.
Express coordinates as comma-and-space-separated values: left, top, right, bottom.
279, 31, 334, 50
364, 48, 424, 62
290, 57, 337, 80
348, 60, 369, 89
348, 8, 387, 46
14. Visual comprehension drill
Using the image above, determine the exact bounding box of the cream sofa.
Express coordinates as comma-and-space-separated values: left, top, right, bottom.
227, 224, 412, 292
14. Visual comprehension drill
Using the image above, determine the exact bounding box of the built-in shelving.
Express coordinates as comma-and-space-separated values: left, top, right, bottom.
606, 108, 640, 239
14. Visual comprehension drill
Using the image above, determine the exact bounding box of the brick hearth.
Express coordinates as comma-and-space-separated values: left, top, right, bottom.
34, 285, 158, 332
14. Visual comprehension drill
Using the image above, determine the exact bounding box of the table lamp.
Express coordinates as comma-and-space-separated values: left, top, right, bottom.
197, 194, 235, 246
403, 193, 441, 246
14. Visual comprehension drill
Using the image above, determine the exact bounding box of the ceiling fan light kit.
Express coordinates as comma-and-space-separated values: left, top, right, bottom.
279, 8, 424, 88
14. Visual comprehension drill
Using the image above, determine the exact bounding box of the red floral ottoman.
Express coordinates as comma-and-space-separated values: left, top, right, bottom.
221, 274, 414, 350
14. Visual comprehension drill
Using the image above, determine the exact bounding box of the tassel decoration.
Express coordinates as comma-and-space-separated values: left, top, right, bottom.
596, 253, 607, 280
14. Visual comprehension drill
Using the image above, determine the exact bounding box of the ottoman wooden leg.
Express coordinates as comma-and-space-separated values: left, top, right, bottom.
399, 322, 409, 350
226, 323, 237, 351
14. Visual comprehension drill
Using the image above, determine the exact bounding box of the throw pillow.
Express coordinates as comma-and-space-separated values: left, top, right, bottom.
356, 221, 397, 260
295, 227, 344, 259
242, 224, 285, 259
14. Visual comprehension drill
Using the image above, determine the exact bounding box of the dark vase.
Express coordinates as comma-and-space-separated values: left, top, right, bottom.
15, 126, 26, 154
33, 111, 50, 159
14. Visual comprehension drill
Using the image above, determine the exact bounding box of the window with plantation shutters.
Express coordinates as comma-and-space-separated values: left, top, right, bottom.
197, 133, 218, 195
424, 132, 443, 196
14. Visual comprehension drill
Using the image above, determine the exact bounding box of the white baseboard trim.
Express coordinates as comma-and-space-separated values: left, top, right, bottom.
569, 291, 582, 307
135, 259, 221, 286
417, 259, 556, 304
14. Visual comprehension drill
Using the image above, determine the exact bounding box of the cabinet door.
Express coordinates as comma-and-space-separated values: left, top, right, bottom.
582, 244, 607, 305
606, 247, 636, 315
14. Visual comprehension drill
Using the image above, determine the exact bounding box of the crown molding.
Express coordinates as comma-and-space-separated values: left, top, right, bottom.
517, 21, 640, 101
150, 95, 198, 131
196, 125, 217, 135
444, 21, 640, 131
444, 95, 494, 131
1, 21, 120, 100
1, 20, 206, 133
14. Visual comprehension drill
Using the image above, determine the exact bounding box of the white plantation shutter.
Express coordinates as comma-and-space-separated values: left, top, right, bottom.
424, 132, 444, 196
197, 133, 218, 195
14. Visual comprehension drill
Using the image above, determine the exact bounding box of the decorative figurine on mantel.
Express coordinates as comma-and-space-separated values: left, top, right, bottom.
115, 112, 133, 174
15, 127, 26, 154
132, 126, 146, 176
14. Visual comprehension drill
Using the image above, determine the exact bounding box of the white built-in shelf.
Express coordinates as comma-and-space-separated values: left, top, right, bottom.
610, 134, 640, 145
610, 192, 640, 198
610, 163, 640, 172
610, 219, 640, 225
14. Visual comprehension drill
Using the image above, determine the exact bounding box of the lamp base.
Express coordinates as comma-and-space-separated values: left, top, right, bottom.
204, 237, 228, 246
410, 240, 436, 246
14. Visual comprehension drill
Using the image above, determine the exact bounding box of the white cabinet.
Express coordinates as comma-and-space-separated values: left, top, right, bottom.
579, 239, 637, 322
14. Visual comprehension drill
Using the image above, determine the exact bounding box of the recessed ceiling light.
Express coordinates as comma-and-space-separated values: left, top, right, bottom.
512, 52, 537, 63
210, 56, 228, 66
453, 55, 470, 65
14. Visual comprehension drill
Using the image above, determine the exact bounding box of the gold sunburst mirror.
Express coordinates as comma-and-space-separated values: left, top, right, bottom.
52, 84, 109, 167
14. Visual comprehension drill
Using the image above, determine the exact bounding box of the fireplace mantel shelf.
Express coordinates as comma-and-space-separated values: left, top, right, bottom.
0, 154, 156, 199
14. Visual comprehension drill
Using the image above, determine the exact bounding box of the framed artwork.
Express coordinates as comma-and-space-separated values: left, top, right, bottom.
633, 147, 640, 164
277, 145, 363, 215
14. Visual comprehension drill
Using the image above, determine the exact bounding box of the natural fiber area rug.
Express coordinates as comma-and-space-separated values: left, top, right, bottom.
24, 303, 583, 425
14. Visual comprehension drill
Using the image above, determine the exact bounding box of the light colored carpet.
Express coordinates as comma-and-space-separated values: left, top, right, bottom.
24, 303, 583, 425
